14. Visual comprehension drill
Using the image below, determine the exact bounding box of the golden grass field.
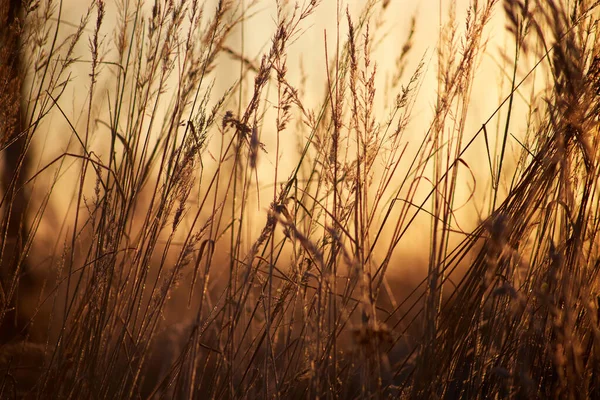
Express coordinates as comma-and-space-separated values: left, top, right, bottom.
2, 0, 600, 398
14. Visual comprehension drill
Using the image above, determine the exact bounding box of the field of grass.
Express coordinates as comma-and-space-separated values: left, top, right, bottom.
2, 0, 600, 398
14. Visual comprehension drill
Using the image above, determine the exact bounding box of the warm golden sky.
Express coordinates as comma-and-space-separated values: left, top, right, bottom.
33, 0, 531, 267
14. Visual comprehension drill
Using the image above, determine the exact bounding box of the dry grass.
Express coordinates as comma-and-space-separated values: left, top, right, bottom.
1, 0, 600, 398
